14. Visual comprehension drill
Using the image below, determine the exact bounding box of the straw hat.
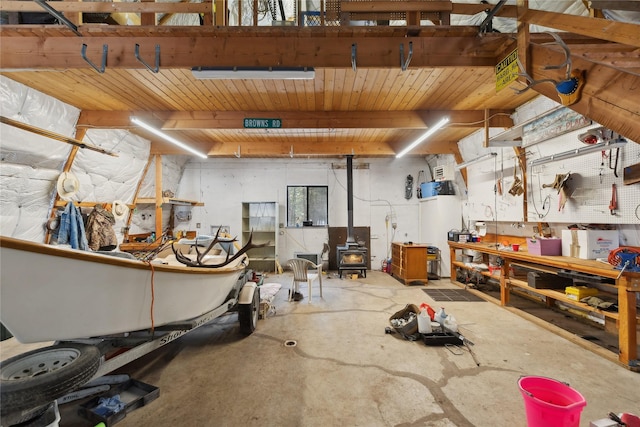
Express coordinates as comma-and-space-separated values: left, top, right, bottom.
56, 172, 79, 200
112, 200, 129, 221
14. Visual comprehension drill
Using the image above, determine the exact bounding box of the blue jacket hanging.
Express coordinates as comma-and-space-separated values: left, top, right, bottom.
58, 201, 89, 250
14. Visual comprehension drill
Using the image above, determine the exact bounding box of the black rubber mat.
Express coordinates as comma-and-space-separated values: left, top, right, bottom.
422, 288, 486, 302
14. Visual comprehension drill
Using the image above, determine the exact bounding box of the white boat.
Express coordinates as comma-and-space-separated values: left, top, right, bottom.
0, 236, 251, 344
0, 235, 264, 424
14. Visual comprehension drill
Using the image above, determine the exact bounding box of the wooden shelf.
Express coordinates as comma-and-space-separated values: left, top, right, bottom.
505, 277, 630, 322
119, 241, 162, 252
136, 197, 203, 206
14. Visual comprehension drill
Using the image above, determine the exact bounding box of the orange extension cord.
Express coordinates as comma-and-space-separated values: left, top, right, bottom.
608, 246, 640, 268
145, 261, 156, 334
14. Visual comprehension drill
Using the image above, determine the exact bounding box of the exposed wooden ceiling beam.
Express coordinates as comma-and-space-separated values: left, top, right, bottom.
528, 42, 640, 143
0, 27, 508, 69
148, 139, 461, 158
518, 9, 640, 47
78, 110, 514, 130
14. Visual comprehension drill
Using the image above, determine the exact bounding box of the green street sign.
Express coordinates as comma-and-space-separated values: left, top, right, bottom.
243, 118, 282, 129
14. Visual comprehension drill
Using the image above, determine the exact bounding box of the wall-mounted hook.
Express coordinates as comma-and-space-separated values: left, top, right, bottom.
351, 44, 357, 72
400, 41, 413, 71
81, 44, 107, 74
234, 145, 241, 158
135, 44, 160, 73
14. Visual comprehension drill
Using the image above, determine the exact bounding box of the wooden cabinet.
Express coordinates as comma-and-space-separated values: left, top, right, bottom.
242, 202, 278, 272
391, 242, 429, 285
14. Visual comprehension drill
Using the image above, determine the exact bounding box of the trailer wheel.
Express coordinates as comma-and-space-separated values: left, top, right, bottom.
239, 286, 260, 335
0, 343, 100, 416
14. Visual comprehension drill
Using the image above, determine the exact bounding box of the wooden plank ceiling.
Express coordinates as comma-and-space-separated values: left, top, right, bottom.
0, 1, 639, 159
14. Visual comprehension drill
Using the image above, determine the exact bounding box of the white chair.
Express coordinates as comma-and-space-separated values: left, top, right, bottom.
287, 258, 323, 303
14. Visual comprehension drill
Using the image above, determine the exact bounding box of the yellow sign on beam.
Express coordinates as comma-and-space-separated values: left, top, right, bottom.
496, 49, 519, 92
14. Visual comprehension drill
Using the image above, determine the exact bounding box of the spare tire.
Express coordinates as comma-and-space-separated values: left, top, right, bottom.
0, 343, 101, 416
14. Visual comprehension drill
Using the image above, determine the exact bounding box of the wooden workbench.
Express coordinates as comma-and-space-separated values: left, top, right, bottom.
448, 239, 640, 371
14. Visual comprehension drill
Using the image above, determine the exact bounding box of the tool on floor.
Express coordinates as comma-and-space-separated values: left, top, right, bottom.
464, 340, 480, 366
445, 343, 464, 355
609, 183, 617, 215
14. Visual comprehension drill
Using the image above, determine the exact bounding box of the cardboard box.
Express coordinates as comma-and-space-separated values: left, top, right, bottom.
565, 286, 598, 301
561, 229, 619, 259
527, 237, 562, 256
527, 271, 571, 289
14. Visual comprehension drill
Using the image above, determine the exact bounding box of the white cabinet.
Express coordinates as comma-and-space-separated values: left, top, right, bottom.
242, 202, 278, 272
419, 195, 461, 278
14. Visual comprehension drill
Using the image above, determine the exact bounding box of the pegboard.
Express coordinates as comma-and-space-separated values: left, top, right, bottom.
526, 129, 640, 224
466, 150, 525, 223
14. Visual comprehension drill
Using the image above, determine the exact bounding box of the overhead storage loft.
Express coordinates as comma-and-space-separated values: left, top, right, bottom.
0, 0, 639, 160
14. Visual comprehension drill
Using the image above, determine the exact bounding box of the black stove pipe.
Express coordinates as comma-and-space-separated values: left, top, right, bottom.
346, 155, 355, 244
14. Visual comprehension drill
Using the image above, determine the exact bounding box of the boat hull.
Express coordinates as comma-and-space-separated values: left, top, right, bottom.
0, 237, 247, 343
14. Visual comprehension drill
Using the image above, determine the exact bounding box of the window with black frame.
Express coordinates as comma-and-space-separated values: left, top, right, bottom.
287, 186, 328, 227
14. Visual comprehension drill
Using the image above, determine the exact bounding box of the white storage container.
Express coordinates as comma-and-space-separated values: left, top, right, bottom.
561, 229, 619, 259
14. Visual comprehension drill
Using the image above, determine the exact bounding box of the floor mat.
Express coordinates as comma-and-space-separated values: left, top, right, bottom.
422, 289, 486, 302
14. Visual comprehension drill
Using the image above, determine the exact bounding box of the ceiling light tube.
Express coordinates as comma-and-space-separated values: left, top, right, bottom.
396, 117, 449, 158
454, 152, 497, 170
529, 138, 627, 167
191, 67, 315, 80
131, 117, 208, 159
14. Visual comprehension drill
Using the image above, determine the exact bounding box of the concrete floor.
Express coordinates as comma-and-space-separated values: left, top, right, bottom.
2, 271, 640, 426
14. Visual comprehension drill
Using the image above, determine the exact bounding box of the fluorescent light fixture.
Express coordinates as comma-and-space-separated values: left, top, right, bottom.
396, 117, 449, 158
131, 117, 208, 159
455, 152, 497, 171
191, 66, 315, 80
529, 138, 627, 167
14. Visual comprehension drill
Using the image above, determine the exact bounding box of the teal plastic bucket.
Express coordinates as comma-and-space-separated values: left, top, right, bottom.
518, 376, 586, 427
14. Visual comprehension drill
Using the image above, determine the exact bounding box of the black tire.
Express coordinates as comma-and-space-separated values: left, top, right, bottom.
0, 343, 101, 416
238, 287, 260, 335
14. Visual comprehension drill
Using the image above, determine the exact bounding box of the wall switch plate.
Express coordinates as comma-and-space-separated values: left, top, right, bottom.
196, 223, 201, 228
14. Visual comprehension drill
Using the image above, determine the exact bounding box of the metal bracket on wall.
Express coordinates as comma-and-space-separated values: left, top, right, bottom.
81, 44, 108, 74
135, 44, 160, 73
400, 42, 413, 71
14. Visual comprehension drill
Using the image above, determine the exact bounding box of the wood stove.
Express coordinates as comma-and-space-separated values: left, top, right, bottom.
337, 155, 368, 278
337, 245, 368, 278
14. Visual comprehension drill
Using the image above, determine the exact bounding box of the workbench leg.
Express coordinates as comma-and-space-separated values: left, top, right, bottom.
500, 259, 510, 306
617, 276, 638, 367
449, 246, 456, 284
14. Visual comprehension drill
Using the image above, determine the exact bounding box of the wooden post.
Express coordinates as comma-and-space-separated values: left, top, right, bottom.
154, 154, 163, 238
617, 275, 639, 366
45, 129, 84, 244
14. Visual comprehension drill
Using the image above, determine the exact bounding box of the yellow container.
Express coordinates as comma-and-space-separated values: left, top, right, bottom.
565, 286, 598, 301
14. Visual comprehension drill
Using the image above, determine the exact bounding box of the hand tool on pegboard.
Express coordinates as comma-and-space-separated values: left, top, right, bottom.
609, 183, 617, 215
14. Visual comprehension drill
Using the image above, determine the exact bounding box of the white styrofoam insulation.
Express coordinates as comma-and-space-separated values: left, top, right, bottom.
130, 154, 190, 236
0, 76, 154, 244
0, 76, 78, 241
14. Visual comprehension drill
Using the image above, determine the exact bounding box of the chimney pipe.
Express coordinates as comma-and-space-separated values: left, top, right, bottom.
346, 155, 355, 244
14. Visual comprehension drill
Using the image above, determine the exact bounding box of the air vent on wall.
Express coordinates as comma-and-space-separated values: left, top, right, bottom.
433, 165, 454, 182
